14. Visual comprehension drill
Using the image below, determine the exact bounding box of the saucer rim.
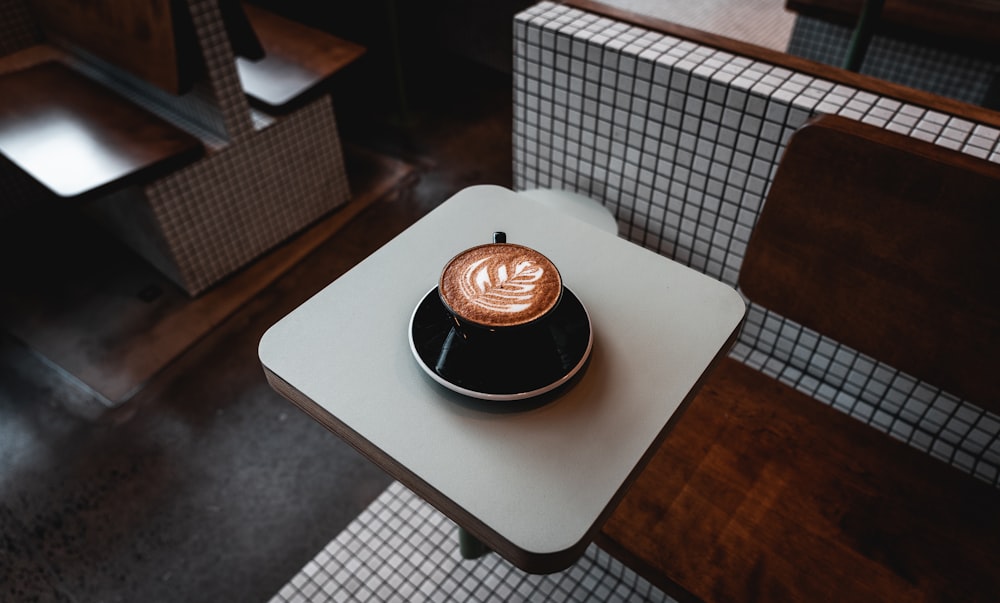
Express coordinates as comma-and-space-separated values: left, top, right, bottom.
408, 286, 594, 401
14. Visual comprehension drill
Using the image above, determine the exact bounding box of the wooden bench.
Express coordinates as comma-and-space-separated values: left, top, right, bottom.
236, 2, 366, 113
596, 115, 1000, 602
0, 0, 204, 199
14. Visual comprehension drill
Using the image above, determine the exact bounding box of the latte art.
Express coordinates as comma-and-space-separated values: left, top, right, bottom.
440, 243, 562, 328
460, 257, 544, 313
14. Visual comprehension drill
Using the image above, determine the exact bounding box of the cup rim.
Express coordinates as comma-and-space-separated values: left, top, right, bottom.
438, 242, 563, 330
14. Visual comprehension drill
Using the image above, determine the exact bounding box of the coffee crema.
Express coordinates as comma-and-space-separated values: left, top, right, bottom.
439, 243, 562, 328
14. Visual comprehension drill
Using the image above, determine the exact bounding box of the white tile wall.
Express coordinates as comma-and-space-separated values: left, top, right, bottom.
514, 1, 1000, 486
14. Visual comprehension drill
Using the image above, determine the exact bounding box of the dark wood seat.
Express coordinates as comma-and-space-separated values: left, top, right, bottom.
0, 61, 202, 199
236, 3, 366, 113
0, 0, 207, 199
597, 115, 1000, 602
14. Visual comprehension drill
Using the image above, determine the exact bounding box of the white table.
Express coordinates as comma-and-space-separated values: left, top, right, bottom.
259, 185, 746, 573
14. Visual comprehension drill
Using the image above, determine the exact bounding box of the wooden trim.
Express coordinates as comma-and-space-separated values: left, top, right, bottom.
0, 44, 67, 76
557, 0, 1000, 128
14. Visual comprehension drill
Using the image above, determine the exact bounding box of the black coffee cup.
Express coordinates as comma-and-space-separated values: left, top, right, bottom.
434, 232, 566, 379
438, 231, 563, 336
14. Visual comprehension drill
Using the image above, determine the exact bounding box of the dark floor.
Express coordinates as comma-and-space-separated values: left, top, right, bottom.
0, 48, 514, 602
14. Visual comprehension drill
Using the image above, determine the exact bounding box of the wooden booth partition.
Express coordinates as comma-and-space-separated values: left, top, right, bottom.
27, 0, 199, 95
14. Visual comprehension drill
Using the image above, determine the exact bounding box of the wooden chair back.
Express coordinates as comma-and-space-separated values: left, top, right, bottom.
739, 114, 1000, 412
27, 0, 200, 94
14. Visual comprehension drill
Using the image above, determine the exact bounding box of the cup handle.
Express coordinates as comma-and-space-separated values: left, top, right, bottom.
493, 231, 506, 244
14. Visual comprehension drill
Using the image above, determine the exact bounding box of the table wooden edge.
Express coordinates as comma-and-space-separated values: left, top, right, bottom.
260, 311, 745, 574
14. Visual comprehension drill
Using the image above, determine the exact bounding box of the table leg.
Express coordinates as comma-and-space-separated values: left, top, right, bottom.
458, 526, 491, 559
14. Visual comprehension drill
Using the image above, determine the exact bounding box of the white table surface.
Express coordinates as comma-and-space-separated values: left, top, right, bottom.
259, 185, 746, 572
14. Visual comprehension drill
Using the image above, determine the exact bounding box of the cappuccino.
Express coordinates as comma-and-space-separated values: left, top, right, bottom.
439, 243, 562, 329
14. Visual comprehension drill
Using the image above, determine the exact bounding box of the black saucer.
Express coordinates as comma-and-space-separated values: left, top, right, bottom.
408, 287, 593, 401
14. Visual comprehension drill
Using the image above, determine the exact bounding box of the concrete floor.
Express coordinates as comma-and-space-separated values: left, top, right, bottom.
1, 1, 802, 599
0, 45, 515, 602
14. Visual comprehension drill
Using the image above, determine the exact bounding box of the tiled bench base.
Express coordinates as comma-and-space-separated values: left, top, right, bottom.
269, 482, 673, 603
